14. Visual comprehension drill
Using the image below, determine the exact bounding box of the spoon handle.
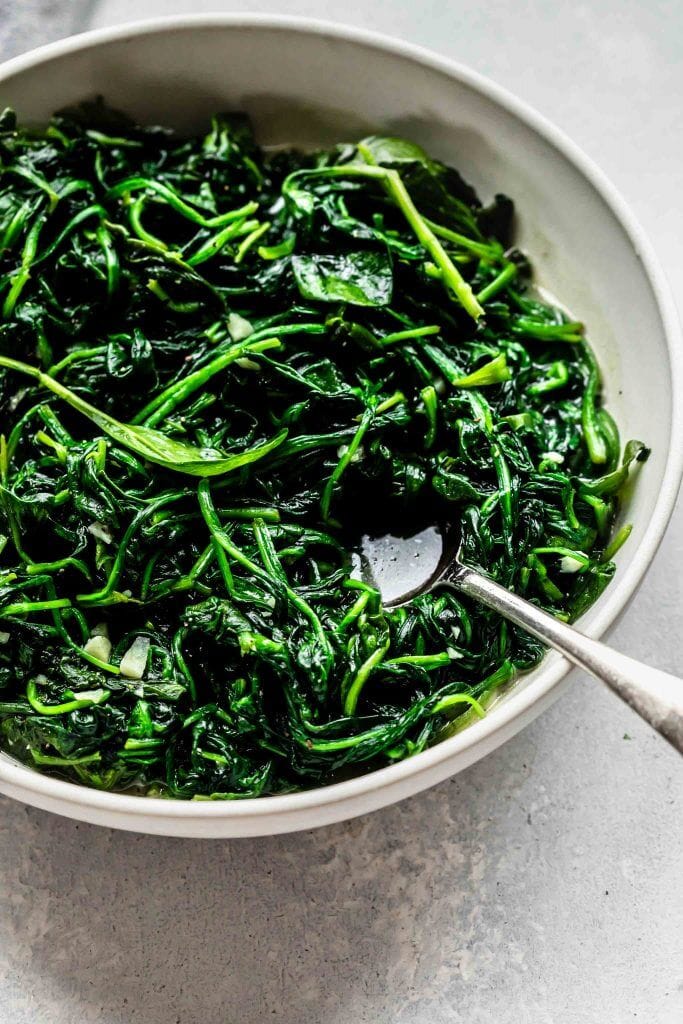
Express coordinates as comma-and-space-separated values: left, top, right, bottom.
448, 565, 683, 754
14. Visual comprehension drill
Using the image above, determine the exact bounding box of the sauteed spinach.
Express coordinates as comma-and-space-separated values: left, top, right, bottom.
0, 102, 646, 797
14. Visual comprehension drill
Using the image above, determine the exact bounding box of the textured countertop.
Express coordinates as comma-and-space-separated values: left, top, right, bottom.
0, 2, 682, 1022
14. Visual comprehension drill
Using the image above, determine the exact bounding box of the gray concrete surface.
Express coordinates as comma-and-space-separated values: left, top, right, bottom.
0, 2, 682, 1022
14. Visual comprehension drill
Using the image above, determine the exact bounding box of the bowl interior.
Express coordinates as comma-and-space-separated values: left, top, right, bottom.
0, 19, 677, 834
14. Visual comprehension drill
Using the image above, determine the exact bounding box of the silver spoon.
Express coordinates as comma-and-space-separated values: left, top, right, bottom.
360, 526, 683, 753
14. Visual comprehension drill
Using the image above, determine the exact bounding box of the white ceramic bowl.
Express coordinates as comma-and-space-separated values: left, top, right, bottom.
0, 15, 680, 837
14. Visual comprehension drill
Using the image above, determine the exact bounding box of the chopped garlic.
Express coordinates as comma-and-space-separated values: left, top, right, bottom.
84, 634, 112, 663
88, 522, 113, 545
560, 556, 584, 574
541, 451, 564, 465
336, 444, 364, 463
235, 357, 261, 372
74, 689, 108, 704
119, 636, 150, 680
239, 633, 256, 656
447, 647, 464, 660
227, 312, 254, 341
9, 389, 26, 411
0, 631, 9, 644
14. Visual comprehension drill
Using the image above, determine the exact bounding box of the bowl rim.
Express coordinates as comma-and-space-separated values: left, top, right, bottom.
0, 12, 681, 825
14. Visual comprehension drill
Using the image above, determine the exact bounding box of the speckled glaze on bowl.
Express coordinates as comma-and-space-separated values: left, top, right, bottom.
0, 15, 680, 837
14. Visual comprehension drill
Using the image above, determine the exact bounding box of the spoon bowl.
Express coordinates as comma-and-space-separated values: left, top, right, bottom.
358, 525, 445, 606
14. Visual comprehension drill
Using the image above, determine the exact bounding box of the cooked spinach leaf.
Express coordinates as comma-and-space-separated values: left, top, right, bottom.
292, 251, 393, 306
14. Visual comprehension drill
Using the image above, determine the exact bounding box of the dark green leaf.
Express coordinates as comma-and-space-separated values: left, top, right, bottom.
292, 251, 393, 307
